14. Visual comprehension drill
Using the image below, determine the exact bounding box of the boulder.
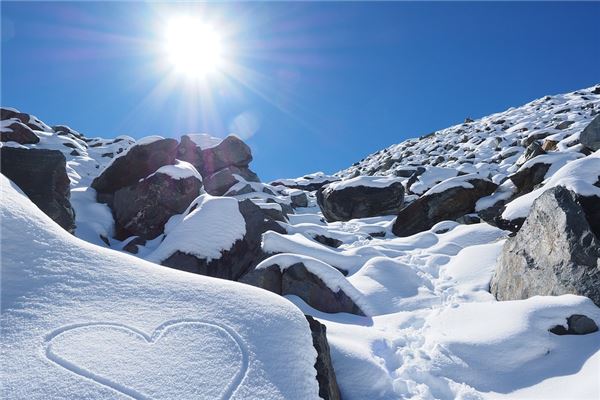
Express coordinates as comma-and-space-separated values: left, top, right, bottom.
580, 115, 600, 151
305, 315, 342, 400
91, 138, 178, 199
516, 142, 545, 166
508, 162, 550, 195
0, 147, 75, 232
393, 176, 497, 237
0, 121, 40, 144
549, 314, 598, 335
240, 261, 365, 315
160, 199, 285, 280
201, 135, 252, 174
112, 171, 203, 240
203, 167, 242, 196
290, 191, 309, 208
490, 186, 600, 306
316, 177, 405, 222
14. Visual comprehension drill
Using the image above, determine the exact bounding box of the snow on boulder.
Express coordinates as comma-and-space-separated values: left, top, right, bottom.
491, 186, 600, 306
91, 137, 178, 200
1, 147, 75, 232
240, 253, 368, 316
508, 152, 582, 196
112, 161, 203, 240
316, 176, 405, 222
501, 151, 600, 227
0, 120, 40, 144
579, 114, 600, 151
392, 174, 497, 237
0, 175, 320, 399
148, 197, 285, 281
271, 172, 340, 192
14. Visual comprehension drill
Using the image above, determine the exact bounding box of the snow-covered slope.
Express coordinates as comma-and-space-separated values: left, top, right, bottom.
0, 175, 319, 399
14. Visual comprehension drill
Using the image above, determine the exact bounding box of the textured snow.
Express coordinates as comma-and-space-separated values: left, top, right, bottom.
325, 175, 402, 192
145, 160, 202, 181
0, 175, 319, 400
148, 195, 246, 263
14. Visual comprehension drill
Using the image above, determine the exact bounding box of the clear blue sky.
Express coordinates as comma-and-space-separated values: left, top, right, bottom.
2, 2, 599, 181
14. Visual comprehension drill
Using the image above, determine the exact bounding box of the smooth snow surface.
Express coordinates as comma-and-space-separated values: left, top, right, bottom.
326, 175, 402, 191
148, 194, 246, 263
186, 133, 222, 149
0, 176, 319, 400
145, 160, 202, 181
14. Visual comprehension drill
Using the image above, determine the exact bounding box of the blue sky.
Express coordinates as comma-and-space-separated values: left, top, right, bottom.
2, 2, 599, 181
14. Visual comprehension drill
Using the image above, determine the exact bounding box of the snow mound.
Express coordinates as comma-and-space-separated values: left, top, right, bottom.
0, 175, 319, 399
326, 175, 402, 192
148, 194, 246, 263
146, 160, 202, 181
186, 133, 223, 149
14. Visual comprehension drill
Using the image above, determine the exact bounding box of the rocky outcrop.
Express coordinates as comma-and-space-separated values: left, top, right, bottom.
240, 261, 365, 315
1, 121, 40, 144
490, 186, 600, 306
305, 315, 342, 400
580, 114, 600, 151
177, 134, 259, 195
91, 138, 178, 201
161, 199, 285, 280
316, 178, 405, 222
0, 147, 75, 232
392, 176, 497, 237
112, 171, 203, 240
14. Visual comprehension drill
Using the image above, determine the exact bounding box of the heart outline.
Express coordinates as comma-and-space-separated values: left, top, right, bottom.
45, 319, 249, 400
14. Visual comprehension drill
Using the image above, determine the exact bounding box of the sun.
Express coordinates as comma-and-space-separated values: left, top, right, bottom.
164, 16, 225, 79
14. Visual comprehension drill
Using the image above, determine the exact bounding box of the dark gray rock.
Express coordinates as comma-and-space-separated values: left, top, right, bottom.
549, 314, 599, 335
0, 121, 40, 144
317, 180, 405, 222
91, 138, 178, 198
313, 234, 343, 248
580, 115, 600, 151
240, 262, 365, 315
517, 142, 545, 166
122, 236, 147, 254
305, 315, 341, 400
203, 167, 241, 196
393, 177, 497, 237
555, 120, 575, 130
491, 186, 600, 306
1, 147, 75, 232
112, 172, 202, 240
509, 160, 551, 195
290, 191, 309, 208
161, 199, 285, 280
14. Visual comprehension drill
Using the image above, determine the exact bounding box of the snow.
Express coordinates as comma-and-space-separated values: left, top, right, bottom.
325, 175, 402, 192
423, 173, 480, 196
145, 160, 202, 181
147, 194, 246, 263
186, 133, 222, 149
1, 175, 319, 399
503, 150, 600, 220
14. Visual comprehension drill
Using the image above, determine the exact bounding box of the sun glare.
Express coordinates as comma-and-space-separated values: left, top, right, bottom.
164, 17, 224, 79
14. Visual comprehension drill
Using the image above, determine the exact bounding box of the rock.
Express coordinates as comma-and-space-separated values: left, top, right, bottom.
313, 234, 343, 248
580, 115, 600, 151
203, 167, 242, 196
316, 177, 405, 222
194, 135, 252, 176
0, 147, 75, 232
516, 142, 545, 166
549, 314, 599, 335
393, 176, 497, 237
555, 120, 575, 130
455, 214, 481, 225
305, 315, 342, 400
91, 138, 178, 199
175, 134, 204, 170
112, 172, 203, 240
290, 191, 309, 208
509, 162, 551, 195
122, 236, 147, 254
161, 199, 285, 281
0, 121, 40, 144
490, 186, 600, 306
240, 261, 365, 315
542, 139, 559, 151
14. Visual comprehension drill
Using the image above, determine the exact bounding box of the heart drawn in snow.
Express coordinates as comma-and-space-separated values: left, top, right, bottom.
45, 320, 248, 400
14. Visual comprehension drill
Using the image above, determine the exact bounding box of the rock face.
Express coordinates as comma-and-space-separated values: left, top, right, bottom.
316, 179, 405, 222
0, 147, 75, 232
392, 177, 497, 237
509, 161, 550, 195
112, 172, 203, 240
241, 262, 365, 315
491, 186, 600, 306
161, 200, 285, 280
580, 114, 600, 151
91, 138, 178, 200
177, 134, 259, 195
0, 121, 40, 144
305, 315, 342, 400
